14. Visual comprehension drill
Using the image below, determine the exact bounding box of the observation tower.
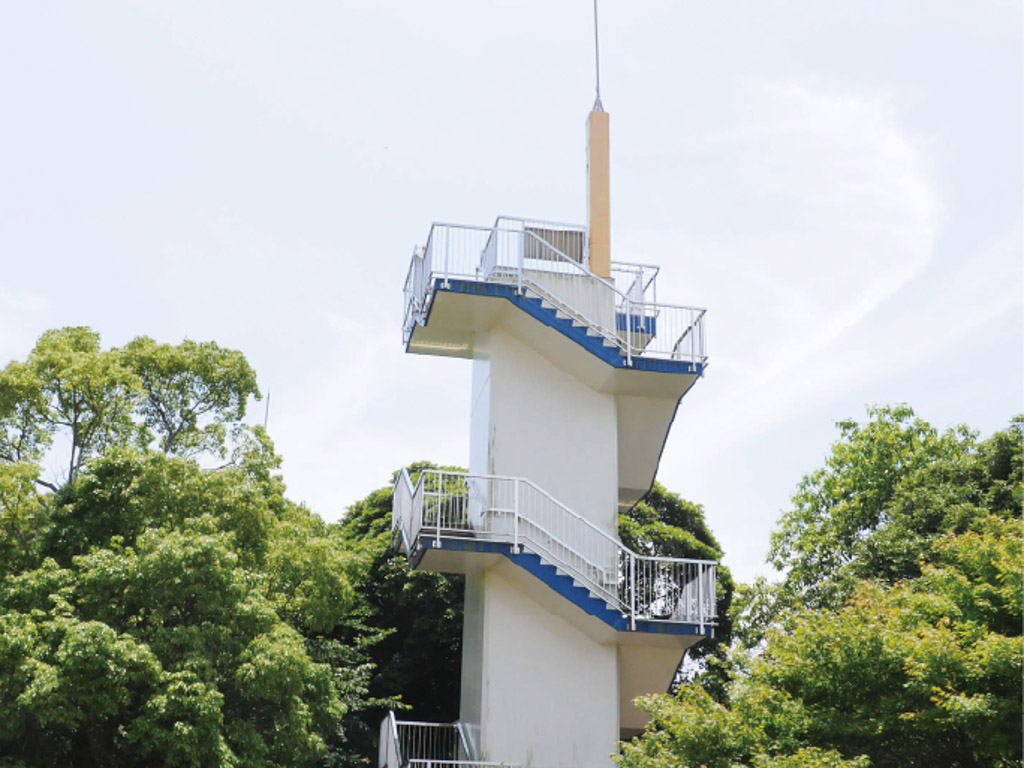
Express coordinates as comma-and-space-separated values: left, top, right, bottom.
382, 94, 716, 768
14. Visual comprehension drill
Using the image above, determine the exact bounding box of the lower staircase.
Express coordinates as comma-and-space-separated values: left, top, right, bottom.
392, 469, 717, 635
379, 712, 513, 768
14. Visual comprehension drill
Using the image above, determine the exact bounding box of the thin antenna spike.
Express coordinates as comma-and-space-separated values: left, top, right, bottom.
263, 389, 271, 430
593, 0, 604, 111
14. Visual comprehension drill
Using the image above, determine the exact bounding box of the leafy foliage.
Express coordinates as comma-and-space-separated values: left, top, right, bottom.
623, 409, 1022, 768
122, 336, 260, 457
0, 329, 375, 768
331, 463, 465, 756
0, 327, 260, 490
619, 483, 735, 696
767, 405, 1019, 611
0, 447, 374, 767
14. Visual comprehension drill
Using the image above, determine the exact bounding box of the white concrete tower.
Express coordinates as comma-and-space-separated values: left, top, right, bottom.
384, 98, 715, 768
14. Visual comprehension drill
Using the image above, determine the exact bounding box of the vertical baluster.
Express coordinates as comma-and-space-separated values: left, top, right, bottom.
630, 553, 637, 630
513, 480, 519, 553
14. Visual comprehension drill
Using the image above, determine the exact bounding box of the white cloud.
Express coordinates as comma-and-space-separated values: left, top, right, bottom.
653, 82, 944, 458
640, 81, 1021, 582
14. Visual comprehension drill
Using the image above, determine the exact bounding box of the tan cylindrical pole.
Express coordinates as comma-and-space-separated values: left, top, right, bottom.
587, 109, 610, 278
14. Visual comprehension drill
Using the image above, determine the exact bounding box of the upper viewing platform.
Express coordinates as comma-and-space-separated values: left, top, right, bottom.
401, 216, 708, 378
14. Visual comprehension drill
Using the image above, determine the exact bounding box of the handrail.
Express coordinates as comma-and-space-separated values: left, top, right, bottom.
381, 713, 515, 768
380, 714, 503, 768
495, 214, 587, 233
402, 220, 708, 367
408, 762, 515, 767
393, 469, 717, 628
516, 270, 626, 364
379, 710, 403, 768
421, 469, 714, 566
456, 721, 474, 761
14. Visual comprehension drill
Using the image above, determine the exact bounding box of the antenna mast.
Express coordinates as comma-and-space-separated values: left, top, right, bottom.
593, 0, 604, 111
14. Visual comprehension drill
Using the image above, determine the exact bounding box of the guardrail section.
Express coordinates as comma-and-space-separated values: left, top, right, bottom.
402, 218, 707, 368
379, 712, 512, 768
393, 469, 717, 631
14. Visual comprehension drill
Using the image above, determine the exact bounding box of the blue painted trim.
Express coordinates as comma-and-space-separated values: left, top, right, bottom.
416, 278, 704, 376
615, 313, 656, 335
418, 537, 712, 638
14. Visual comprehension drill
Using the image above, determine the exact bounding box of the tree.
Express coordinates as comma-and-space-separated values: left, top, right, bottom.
619, 483, 735, 698
0, 327, 261, 490
0, 327, 140, 487
622, 410, 1022, 768
766, 405, 1019, 611
0, 328, 375, 768
331, 463, 466, 758
121, 336, 259, 457
0, 448, 373, 767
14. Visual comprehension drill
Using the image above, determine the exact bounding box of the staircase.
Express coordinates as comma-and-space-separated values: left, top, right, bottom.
401, 218, 708, 373
393, 469, 717, 634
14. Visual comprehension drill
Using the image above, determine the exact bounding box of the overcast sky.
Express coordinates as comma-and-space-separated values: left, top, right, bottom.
1, 2, 1020, 582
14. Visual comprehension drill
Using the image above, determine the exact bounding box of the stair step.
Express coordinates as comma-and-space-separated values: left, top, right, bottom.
544, 561, 616, 612
506, 287, 645, 373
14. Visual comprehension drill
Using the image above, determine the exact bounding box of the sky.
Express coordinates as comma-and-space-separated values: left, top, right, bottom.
1, 2, 1020, 583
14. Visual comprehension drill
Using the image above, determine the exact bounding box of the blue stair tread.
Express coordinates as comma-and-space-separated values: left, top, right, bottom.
414, 537, 710, 637
508, 549, 625, 626
423, 278, 703, 375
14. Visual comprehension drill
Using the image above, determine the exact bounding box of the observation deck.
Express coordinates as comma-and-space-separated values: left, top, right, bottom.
402, 216, 707, 375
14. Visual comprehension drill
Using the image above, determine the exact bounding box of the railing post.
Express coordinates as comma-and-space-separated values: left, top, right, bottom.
513, 480, 520, 553
697, 563, 705, 635
434, 473, 442, 549
518, 228, 524, 294
625, 296, 633, 367
444, 228, 451, 288
389, 711, 401, 768
630, 553, 637, 631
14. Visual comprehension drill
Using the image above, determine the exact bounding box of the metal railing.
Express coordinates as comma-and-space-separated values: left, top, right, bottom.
610, 260, 659, 306
396, 719, 467, 762
402, 218, 707, 368
380, 713, 515, 768
393, 469, 717, 631
380, 711, 402, 768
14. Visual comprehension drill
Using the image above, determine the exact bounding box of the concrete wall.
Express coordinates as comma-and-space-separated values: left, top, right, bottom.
459, 574, 486, 758
522, 269, 617, 334
477, 565, 619, 768
461, 325, 621, 764
485, 326, 618, 534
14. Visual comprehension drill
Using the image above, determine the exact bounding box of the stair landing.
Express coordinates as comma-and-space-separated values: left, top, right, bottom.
408, 278, 704, 376
412, 535, 713, 642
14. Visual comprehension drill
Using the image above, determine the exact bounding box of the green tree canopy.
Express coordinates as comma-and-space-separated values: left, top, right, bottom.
766, 405, 1020, 611
619, 483, 735, 696
622, 409, 1022, 768
0, 329, 374, 768
0, 327, 260, 491
332, 463, 466, 749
